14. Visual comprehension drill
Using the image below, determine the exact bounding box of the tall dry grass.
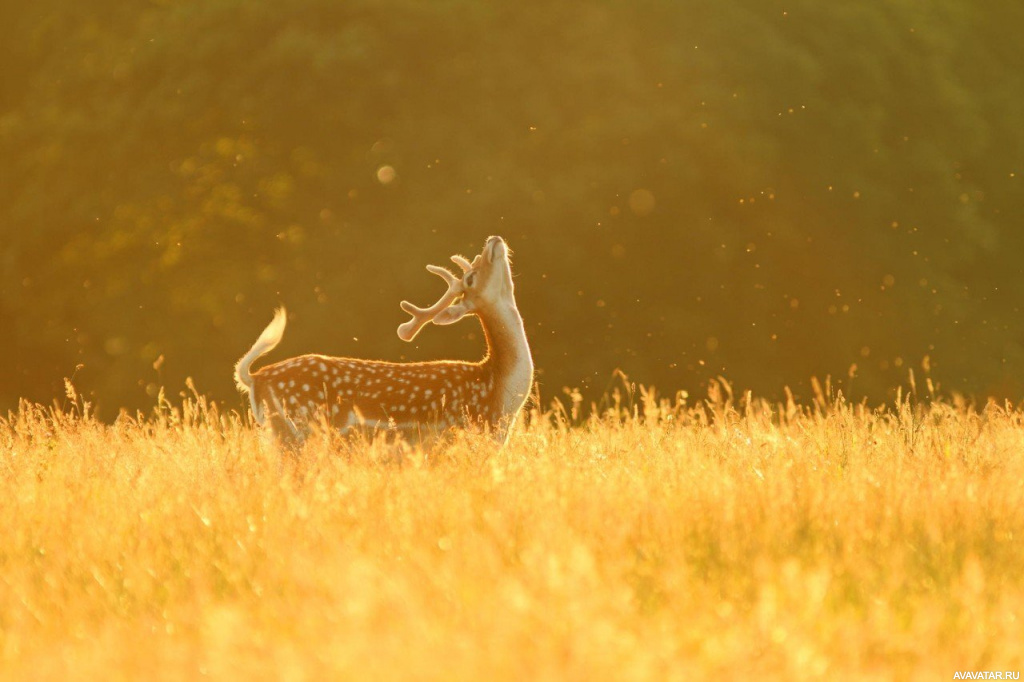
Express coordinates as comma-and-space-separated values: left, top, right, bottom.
1, 379, 1022, 680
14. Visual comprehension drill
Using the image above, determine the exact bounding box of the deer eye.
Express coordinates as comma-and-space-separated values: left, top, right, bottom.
464, 271, 477, 288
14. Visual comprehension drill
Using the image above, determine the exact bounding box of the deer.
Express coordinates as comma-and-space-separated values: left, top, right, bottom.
234, 236, 533, 446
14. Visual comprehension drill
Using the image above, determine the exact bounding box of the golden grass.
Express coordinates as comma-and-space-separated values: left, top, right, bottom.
1, 382, 1023, 681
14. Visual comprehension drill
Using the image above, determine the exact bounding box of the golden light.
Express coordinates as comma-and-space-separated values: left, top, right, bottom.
376, 165, 397, 185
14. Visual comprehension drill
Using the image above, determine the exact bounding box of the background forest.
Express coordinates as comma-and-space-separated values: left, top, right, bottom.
2, 0, 1023, 416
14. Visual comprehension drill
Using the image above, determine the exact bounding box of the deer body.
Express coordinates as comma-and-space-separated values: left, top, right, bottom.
234, 236, 532, 445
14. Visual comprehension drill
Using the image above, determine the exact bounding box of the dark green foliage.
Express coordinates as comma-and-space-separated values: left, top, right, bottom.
2, 0, 1023, 415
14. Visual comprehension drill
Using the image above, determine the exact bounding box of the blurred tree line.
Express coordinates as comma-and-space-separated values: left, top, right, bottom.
2, 0, 1024, 416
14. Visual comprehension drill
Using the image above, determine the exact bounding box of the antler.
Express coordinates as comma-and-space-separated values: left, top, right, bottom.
397, 259, 465, 342
451, 255, 473, 272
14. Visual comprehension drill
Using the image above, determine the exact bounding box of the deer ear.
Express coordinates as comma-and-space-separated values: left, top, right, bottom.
433, 300, 474, 326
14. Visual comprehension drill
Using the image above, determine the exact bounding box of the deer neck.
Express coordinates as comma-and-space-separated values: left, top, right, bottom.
478, 302, 533, 417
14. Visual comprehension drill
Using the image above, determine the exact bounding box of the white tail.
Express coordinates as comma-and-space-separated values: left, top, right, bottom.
234, 236, 533, 445
235, 307, 287, 391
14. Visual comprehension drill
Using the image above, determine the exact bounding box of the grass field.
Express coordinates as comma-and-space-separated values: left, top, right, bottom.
2, 380, 1022, 680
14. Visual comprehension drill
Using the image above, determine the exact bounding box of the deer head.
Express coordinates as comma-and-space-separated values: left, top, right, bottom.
397, 236, 517, 342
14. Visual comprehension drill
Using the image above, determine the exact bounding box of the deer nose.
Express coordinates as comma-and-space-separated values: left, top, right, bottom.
485, 235, 504, 261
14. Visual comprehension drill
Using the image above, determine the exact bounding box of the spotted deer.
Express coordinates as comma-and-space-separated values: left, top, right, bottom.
234, 236, 533, 446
